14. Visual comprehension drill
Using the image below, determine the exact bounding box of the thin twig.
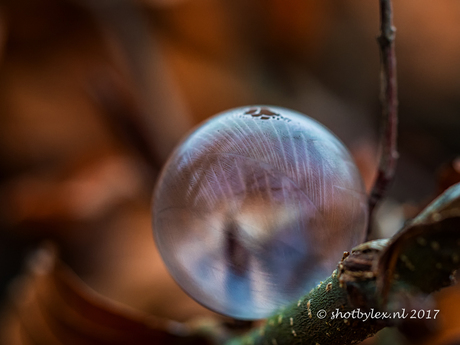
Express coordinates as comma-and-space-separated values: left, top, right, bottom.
367, 0, 399, 239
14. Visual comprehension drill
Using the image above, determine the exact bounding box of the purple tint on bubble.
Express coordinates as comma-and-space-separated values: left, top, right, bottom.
153, 106, 368, 320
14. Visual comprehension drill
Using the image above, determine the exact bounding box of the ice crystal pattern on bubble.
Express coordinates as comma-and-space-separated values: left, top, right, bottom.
153, 106, 368, 319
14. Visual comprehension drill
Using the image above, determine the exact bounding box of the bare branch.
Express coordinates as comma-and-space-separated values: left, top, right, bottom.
367, 0, 399, 239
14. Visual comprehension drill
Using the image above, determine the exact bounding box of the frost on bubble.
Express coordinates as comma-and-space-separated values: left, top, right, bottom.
153, 106, 368, 320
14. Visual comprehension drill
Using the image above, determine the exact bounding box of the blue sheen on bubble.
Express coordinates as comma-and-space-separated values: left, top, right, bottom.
153, 106, 368, 320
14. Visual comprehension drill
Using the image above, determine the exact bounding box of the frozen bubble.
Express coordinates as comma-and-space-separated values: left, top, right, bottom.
153, 106, 368, 319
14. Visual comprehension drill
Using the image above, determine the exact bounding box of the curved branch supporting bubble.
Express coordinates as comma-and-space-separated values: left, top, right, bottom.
224, 252, 385, 345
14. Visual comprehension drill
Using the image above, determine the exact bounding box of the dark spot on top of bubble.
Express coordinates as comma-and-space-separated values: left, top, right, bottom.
244, 107, 280, 118
259, 107, 278, 116
241, 107, 293, 123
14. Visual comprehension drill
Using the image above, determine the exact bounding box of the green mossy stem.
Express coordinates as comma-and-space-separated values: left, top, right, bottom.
225, 260, 384, 345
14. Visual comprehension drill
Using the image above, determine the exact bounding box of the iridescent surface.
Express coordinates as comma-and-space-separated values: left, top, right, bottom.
153, 106, 368, 319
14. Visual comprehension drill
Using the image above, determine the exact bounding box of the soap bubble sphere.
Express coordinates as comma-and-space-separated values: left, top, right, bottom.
153, 106, 368, 320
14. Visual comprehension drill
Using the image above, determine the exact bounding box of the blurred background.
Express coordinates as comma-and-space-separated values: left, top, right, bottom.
0, 0, 460, 344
